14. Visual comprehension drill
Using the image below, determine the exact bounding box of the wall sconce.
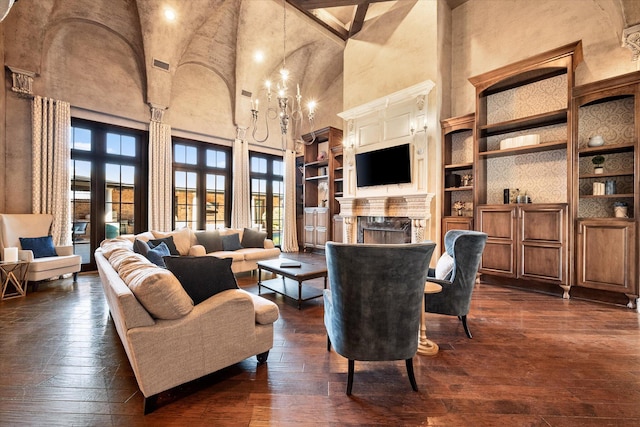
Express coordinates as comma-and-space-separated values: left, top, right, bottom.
343, 134, 355, 149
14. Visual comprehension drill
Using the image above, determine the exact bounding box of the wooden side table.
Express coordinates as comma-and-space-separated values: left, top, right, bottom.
417, 281, 442, 356
0, 260, 30, 300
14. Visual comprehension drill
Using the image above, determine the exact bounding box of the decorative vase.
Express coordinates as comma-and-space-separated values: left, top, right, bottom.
457, 209, 463, 216
594, 166, 603, 175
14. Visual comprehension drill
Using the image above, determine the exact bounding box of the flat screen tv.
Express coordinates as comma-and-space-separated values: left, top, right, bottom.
356, 143, 411, 188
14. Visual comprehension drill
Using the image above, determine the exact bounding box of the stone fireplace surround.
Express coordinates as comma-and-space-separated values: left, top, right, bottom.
338, 194, 434, 244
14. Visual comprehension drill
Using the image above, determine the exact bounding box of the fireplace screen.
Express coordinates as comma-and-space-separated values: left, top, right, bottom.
357, 216, 411, 244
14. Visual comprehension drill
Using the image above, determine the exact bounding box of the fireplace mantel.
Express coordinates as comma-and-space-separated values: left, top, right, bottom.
338, 193, 434, 243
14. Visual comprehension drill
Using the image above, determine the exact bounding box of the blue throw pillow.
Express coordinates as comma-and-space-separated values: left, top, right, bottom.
19, 236, 57, 258
146, 242, 170, 268
148, 236, 179, 256
222, 233, 243, 251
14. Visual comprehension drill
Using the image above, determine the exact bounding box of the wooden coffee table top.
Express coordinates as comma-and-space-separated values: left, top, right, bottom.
257, 258, 327, 281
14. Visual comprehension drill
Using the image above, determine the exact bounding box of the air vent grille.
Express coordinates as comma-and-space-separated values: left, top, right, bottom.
241, 90, 252, 98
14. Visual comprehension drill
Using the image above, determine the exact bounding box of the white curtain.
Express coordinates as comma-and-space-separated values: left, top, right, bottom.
31, 96, 71, 246
281, 148, 298, 252
231, 138, 251, 229
149, 121, 172, 231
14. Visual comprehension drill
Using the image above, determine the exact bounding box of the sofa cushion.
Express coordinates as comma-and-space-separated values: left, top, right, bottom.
19, 235, 57, 258
241, 247, 282, 261
210, 251, 246, 262
241, 228, 267, 248
222, 233, 243, 251
148, 236, 179, 256
27, 255, 80, 272
115, 252, 194, 319
195, 230, 223, 253
164, 256, 238, 305
152, 228, 192, 255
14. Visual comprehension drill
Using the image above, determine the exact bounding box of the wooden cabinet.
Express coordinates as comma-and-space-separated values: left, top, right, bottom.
304, 207, 329, 250
441, 113, 474, 249
478, 204, 569, 293
300, 126, 343, 251
576, 219, 636, 305
469, 42, 581, 297
572, 71, 640, 306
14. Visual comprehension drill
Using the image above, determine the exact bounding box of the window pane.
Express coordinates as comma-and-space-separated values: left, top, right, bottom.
273, 160, 283, 176
175, 144, 186, 164
106, 133, 120, 155
186, 146, 197, 165
121, 165, 135, 186
72, 127, 92, 151
71, 159, 92, 264
121, 135, 136, 157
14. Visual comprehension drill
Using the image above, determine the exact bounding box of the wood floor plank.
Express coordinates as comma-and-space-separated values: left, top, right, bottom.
1, 252, 640, 425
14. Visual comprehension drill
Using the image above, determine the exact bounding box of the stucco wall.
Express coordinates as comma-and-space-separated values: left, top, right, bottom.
451, 0, 635, 117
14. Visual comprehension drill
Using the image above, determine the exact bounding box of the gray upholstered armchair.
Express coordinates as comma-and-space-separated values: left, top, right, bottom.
425, 230, 487, 338
324, 241, 436, 395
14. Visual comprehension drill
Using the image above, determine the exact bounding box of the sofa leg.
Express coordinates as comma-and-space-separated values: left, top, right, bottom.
143, 394, 158, 415
256, 350, 269, 364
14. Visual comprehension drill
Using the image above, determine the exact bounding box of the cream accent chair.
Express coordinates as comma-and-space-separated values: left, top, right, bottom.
0, 214, 81, 283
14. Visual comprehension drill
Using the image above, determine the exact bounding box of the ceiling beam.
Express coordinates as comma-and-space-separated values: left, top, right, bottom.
293, 0, 387, 8
348, 2, 369, 37
287, 0, 349, 40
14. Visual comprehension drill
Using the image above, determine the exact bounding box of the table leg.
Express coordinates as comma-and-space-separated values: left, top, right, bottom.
417, 295, 439, 356
257, 267, 262, 295
297, 280, 302, 310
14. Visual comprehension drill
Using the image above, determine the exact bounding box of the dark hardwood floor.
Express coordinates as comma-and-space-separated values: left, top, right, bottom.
1, 252, 640, 426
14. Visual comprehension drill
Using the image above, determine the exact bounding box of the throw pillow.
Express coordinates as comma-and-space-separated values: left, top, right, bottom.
195, 230, 223, 253
222, 233, 243, 251
133, 239, 150, 256
241, 228, 267, 248
164, 256, 238, 305
146, 242, 170, 268
19, 235, 57, 258
152, 228, 192, 255
148, 236, 179, 256
435, 253, 455, 280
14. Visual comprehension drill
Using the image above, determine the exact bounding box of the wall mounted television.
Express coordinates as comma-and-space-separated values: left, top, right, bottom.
355, 143, 411, 188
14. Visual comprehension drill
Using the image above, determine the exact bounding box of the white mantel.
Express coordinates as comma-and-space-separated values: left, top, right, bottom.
338, 194, 434, 243
336, 81, 436, 243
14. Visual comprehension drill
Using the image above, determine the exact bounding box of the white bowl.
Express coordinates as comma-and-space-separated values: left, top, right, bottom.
588, 135, 604, 147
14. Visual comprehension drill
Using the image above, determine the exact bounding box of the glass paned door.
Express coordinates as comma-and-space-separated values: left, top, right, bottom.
105, 164, 136, 239
174, 170, 198, 230
71, 159, 92, 264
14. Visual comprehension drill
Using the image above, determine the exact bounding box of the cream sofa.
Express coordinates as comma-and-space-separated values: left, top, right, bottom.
0, 213, 81, 283
95, 238, 279, 414
126, 227, 281, 274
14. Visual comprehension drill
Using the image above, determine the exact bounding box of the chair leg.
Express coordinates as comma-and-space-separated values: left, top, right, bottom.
459, 315, 472, 339
346, 359, 354, 396
406, 358, 418, 392
73, 272, 78, 282
327, 336, 331, 352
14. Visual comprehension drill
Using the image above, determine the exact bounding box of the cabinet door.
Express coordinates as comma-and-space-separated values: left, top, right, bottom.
478, 206, 516, 277
315, 208, 329, 247
303, 208, 316, 248
576, 219, 636, 294
518, 204, 567, 283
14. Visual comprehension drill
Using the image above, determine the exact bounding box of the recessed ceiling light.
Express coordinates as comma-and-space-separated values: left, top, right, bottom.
253, 51, 265, 63
164, 7, 176, 22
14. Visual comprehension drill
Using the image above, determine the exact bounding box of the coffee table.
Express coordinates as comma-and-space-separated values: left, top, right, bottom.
257, 258, 328, 309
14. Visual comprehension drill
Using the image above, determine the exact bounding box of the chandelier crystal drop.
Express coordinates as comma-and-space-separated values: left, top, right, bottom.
250, 0, 316, 149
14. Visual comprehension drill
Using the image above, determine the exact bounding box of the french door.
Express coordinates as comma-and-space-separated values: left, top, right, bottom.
250, 152, 284, 246
70, 119, 147, 270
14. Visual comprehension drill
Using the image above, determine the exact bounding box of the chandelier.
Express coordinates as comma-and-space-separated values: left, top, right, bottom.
250, 0, 317, 148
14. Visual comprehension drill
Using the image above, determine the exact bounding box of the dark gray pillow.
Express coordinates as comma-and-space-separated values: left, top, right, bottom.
241, 228, 267, 248
222, 233, 243, 251
195, 230, 223, 253
149, 236, 179, 256
133, 239, 150, 256
164, 256, 238, 305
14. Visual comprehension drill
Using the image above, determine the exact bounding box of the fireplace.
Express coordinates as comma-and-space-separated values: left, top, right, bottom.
358, 216, 411, 244
337, 195, 434, 244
